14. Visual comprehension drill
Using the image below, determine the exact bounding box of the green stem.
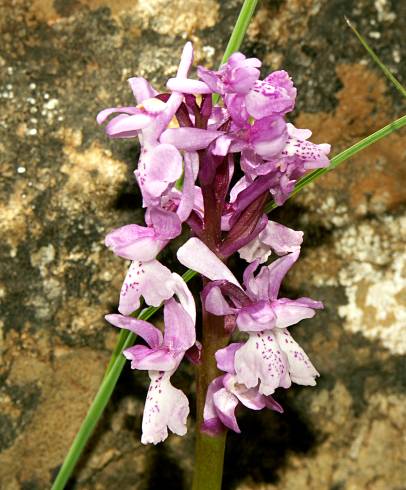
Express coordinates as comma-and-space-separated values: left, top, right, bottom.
193, 432, 227, 490
264, 113, 406, 213
192, 305, 229, 490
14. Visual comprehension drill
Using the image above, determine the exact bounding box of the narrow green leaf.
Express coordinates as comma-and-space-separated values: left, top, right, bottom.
220, 0, 259, 65
213, 0, 259, 104
345, 16, 406, 98
264, 113, 406, 213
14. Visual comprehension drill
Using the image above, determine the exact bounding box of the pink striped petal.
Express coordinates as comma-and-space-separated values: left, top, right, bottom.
105, 314, 162, 348
163, 298, 196, 352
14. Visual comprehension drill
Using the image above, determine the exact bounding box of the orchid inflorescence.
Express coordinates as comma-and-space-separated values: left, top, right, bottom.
98, 42, 330, 445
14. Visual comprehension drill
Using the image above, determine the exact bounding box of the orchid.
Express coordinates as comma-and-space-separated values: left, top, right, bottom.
106, 296, 196, 443
52, 3, 406, 488
97, 39, 328, 445
202, 342, 283, 435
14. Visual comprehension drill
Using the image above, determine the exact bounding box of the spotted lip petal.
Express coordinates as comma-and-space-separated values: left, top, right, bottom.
141, 371, 189, 445
234, 330, 291, 395
118, 260, 176, 315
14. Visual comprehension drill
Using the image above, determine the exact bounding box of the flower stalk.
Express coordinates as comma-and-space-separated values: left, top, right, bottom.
193, 307, 229, 490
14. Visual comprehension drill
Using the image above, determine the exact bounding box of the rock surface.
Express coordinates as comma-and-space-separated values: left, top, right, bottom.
0, 0, 405, 489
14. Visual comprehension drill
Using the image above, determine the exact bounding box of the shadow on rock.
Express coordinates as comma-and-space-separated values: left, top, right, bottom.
223, 398, 318, 489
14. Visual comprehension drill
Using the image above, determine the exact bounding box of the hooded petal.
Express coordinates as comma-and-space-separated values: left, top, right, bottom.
213, 388, 241, 433
177, 237, 240, 287
123, 345, 177, 371
105, 224, 165, 261
275, 329, 319, 385
215, 343, 243, 374
119, 260, 176, 315
234, 330, 291, 395
149, 207, 182, 240
163, 298, 196, 352
142, 371, 189, 444
105, 314, 162, 348
201, 376, 226, 435
236, 301, 276, 332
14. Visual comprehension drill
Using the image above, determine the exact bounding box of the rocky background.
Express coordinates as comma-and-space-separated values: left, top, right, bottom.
0, 0, 405, 488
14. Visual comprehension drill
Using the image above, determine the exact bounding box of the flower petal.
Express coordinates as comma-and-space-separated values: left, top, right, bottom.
119, 260, 176, 315
163, 298, 196, 352
234, 330, 291, 395
236, 301, 276, 332
128, 77, 157, 104
105, 224, 164, 261
167, 78, 212, 94
149, 207, 182, 239
105, 314, 163, 348
105, 113, 153, 138
201, 376, 226, 435
141, 143, 183, 201
203, 282, 236, 316
266, 250, 300, 300
215, 343, 243, 374
142, 371, 189, 444
171, 272, 196, 325
176, 152, 197, 222
123, 345, 177, 371
213, 388, 240, 433
259, 220, 303, 255
160, 128, 222, 151
272, 297, 323, 328
96, 106, 139, 125
177, 237, 240, 287
275, 329, 319, 385
223, 373, 266, 410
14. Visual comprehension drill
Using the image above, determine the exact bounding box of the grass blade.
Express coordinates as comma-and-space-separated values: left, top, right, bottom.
345, 17, 406, 98
264, 113, 406, 213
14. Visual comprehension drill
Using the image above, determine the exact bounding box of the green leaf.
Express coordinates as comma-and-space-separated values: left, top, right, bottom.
345, 17, 406, 98
264, 113, 406, 213
213, 0, 259, 104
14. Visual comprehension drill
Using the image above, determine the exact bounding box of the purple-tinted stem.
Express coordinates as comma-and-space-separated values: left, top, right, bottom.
221, 192, 268, 256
